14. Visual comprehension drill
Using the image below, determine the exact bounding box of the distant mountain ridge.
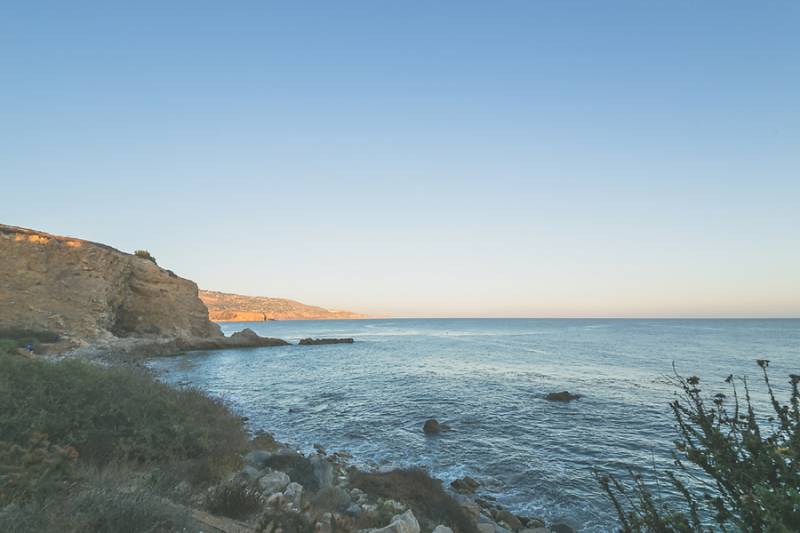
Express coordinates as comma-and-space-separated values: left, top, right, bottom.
199, 290, 365, 321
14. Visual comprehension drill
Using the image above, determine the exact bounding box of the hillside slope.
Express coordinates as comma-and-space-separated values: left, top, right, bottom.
199, 290, 365, 321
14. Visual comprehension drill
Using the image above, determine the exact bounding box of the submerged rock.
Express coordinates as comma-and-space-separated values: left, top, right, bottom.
423, 419, 441, 434
298, 337, 354, 345
545, 391, 581, 402
550, 524, 577, 533
451, 475, 480, 494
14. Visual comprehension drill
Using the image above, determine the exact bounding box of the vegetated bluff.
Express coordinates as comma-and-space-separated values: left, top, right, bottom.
200, 289, 365, 321
0, 224, 222, 343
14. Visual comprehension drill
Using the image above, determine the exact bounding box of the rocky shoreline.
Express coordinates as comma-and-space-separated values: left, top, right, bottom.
193, 425, 578, 533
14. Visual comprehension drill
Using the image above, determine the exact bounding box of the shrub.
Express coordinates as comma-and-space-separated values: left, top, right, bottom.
598, 360, 800, 532
0, 433, 78, 505
204, 479, 264, 519
351, 468, 478, 533
0, 353, 248, 475
0, 339, 16, 356
134, 249, 157, 264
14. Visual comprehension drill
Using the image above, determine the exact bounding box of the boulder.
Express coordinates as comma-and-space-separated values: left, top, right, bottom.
259, 470, 291, 494
451, 475, 480, 494
496, 510, 523, 531
545, 391, 581, 402
550, 524, 576, 533
245, 449, 272, 468
459, 501, 481, 522
311, 455, 335, 489
284, 481, 304, 509
371, 510, 420, 533
313, 486, 352, 512
423, 419, 441, 434
240, 464, 262, 480
432, 527, 454, 533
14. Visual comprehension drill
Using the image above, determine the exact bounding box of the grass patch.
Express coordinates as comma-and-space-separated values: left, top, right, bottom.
351, 468, 478, 533
0, 353, 248, 471
0, 476, 192, 533
0, 352, 254, 531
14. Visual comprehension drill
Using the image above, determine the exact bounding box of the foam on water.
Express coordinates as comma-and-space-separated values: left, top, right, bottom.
148, 318, 800, 532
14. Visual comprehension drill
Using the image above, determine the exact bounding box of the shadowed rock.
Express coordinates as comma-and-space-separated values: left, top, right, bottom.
545, 391, 581, 402
298, 338, 354, 345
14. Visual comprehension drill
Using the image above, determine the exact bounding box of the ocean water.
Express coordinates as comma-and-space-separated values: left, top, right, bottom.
148, 319, 800, 531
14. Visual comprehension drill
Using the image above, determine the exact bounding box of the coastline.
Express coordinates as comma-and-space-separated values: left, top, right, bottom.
143, 343, 576, 533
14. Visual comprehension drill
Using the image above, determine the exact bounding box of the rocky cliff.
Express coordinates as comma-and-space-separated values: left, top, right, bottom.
199, 290, 365, 321
0, 224, 222, 343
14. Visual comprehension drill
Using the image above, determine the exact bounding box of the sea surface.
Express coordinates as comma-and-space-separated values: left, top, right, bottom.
148, 319, 800, 531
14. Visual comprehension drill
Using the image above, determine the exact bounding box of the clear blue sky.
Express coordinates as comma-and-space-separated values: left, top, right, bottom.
2, 2, 798, 317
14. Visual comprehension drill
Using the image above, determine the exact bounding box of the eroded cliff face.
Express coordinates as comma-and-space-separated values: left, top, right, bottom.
0, 224, 221, 342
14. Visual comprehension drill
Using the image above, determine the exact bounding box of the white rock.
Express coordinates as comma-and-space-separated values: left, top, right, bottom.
284, 481, 304, 508
433, 526, 454, 533
370, 510, 420, 533
259, 470, 290, 494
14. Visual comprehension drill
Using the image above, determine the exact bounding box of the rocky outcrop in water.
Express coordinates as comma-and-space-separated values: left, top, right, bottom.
298, 338, 354, 345
544, 391, 581, 402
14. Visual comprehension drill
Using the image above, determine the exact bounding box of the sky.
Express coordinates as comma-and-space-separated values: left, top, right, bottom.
2, 2, 799, 318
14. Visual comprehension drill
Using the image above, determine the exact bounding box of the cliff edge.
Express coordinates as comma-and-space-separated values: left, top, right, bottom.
0, 224, 222, 343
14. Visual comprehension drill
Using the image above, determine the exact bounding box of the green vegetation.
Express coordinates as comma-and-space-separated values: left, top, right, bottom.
0, 352, 250, 532
0, 328, 60, 353
134, 249, 157, 264
598, 361, 800, 532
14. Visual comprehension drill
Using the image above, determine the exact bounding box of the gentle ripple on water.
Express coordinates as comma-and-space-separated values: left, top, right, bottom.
147, 318, 800, 532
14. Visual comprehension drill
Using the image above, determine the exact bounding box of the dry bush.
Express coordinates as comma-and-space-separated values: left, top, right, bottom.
204, 479, 264, 519
351, 468, 478, 533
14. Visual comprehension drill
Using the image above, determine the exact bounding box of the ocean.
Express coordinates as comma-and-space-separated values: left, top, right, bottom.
148, 318, 800, 531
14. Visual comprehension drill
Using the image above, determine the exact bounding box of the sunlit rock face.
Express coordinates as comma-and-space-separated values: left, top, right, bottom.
0, 224, 221, 342
199, 289, 365, 321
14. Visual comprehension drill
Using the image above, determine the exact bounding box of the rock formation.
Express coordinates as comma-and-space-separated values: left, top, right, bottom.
199, 290, 365, 321
0, 224, 222, 343
298, 338, 354, 345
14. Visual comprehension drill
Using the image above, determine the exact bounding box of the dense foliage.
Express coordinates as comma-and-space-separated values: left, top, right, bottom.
598, 361, 800, 532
